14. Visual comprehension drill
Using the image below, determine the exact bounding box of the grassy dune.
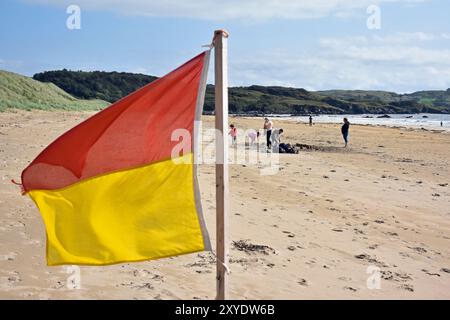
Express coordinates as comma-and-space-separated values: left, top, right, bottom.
0, 70, 109, 112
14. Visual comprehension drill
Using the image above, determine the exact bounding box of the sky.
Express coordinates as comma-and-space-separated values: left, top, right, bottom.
0, 0, 449, 93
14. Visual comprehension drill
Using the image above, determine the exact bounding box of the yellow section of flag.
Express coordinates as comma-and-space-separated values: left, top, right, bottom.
28, 154, 205, 266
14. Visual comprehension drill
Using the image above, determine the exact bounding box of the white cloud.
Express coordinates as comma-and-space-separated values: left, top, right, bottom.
319, 33, 450, 64
320, 32, 450, 46
230, 32, 450, 92
27, 0, 428, 20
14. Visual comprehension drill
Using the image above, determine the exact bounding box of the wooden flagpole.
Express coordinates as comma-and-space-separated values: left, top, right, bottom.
214, 29, 229, 300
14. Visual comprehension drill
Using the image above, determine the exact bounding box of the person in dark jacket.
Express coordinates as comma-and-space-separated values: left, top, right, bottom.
341, 118, 350, 147
263, 117, 273, 150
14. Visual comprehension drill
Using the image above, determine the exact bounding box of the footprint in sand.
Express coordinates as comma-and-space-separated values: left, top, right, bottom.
381, 271, 412, 282
9, 221, 25, 228
0, 252, 17, 261
132, 282, 154, 290
344, 286, 358, 292
282, 231, 295, 238
407, 246, 427, 254
196, 270, 212, 274
298, 279, 308, 286
0, 272, 22, 288
131, 269, 152, 277
52, 280, 65, 289
421, 269, 441, 277
399, 284, 414, 292
354, 254, 389, 267
117, 281, 135, 288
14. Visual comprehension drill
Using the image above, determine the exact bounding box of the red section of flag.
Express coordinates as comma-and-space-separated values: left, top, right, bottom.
22, 52, 206, 192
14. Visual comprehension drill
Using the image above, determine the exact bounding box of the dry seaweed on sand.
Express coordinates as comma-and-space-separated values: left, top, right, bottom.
232, 240, 276, 255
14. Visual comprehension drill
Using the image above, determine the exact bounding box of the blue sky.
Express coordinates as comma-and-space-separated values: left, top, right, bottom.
0, 0, 449, 92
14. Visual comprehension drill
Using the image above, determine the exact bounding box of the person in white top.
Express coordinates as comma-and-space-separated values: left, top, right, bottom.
263, 117, 273, 150
247, 130, 259, 145
270, 128, 283, 152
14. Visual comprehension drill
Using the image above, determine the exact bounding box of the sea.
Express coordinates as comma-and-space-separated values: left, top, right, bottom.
277, 114, 450, 131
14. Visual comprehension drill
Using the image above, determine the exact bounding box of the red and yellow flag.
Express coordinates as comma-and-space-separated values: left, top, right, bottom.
21, 51, 211, 266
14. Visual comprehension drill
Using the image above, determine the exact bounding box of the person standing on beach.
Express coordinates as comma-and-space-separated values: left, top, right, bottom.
309, 115, 313, 126
341, 118, 350, 147
229, 124, 237, 146
263, 117, 273, 150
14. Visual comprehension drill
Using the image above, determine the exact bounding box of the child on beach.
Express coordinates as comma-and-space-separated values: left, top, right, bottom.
229, 124, 237, 146
247, 130, 259, 146
341, 118, 350, 147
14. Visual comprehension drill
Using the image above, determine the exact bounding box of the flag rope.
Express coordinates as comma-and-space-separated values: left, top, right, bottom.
211, 251, 231, 274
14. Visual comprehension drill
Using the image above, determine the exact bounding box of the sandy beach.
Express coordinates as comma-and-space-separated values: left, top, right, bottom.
1, 110, 450, 299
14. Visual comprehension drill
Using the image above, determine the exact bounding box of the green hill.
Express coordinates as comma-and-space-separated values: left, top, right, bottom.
203, 85, 345, 114
0, 70, 109, 112
33, 69, 158, 103
27, 69, 450, 114
204, 86, 450, 114
29, 70, 362, 114
316, 90, 450, 114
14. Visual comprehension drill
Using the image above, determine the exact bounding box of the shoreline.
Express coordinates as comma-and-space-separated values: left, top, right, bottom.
233, 119, 450, 134
1, 109, 449, 132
